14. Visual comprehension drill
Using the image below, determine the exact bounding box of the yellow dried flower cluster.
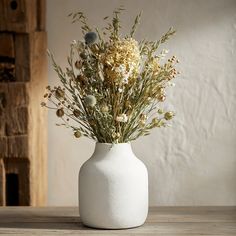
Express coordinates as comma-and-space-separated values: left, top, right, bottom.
103, 38, 140, 83
42, 8, 180, 143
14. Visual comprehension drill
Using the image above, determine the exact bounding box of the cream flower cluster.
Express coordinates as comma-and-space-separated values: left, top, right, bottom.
103, 38, 140, 83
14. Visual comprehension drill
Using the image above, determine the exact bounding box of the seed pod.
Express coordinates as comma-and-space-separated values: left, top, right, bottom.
80, 52, 87, 59
112, 132, 120, 139
41, 102, 46, 107
55, 88, 65, 99
140, 114, 147, 121
56, 108, 64, 117
75, 60, 82, 69
157, 94, 166, 102
73, 109, 80, 118
152, 118, 159, 125
140, 120, 146, 127
74, 130, 82, 138
164, 111, 175, 120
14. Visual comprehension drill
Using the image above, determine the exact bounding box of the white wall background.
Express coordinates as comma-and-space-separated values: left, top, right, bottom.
46, 0, 236, 206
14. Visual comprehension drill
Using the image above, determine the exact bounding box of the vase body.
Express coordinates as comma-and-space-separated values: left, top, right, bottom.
79, 143, 148, 229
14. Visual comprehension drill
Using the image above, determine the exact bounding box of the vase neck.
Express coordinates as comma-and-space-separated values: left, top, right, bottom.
92, 143, 134, 160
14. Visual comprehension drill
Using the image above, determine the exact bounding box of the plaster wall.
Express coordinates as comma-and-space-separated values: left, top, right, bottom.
47, 0, 236, 206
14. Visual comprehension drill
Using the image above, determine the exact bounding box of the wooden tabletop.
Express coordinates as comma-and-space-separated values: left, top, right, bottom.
0, 207, 235, 235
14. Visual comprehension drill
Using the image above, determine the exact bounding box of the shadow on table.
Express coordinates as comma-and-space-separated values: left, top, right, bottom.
0, 215, 107, 231
0, 214, 136, 231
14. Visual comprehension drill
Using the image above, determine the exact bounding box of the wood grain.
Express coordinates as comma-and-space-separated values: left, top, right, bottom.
0, 0, 47, 206
27, 31, 48, 206
0, 33, 15, 58
0, 0, 37, 33
0, 207, 235, 235
0, 159, 5, 205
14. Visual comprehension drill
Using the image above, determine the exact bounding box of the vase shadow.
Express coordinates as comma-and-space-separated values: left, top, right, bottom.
0, 215, 94, 231
0, 214, 141, 232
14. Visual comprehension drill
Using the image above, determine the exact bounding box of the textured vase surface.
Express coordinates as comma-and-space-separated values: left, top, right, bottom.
79, 142, 148, 229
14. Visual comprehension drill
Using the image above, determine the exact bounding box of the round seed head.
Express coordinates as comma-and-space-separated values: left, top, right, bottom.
84, 95, 97, 107
84, 32, 97, 45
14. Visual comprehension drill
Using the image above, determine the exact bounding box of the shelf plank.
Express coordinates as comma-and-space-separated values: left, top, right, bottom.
0, 207, 235, 235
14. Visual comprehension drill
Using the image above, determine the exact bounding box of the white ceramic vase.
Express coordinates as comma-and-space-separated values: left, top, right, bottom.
79, 142, 148, 229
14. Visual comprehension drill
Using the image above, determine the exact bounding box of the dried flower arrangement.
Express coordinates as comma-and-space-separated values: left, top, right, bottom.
42, 7, 180, 143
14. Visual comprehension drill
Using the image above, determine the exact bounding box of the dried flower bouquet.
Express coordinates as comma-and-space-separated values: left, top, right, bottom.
42, 8, 180, 143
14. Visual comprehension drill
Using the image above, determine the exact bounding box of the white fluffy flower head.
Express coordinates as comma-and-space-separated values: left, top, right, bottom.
116, 113, 128, 123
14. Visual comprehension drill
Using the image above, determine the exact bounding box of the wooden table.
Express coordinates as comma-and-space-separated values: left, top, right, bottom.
0, 207, 235, 235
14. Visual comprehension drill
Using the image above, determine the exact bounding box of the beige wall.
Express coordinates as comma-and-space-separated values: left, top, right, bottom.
46, 0, 236, 206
